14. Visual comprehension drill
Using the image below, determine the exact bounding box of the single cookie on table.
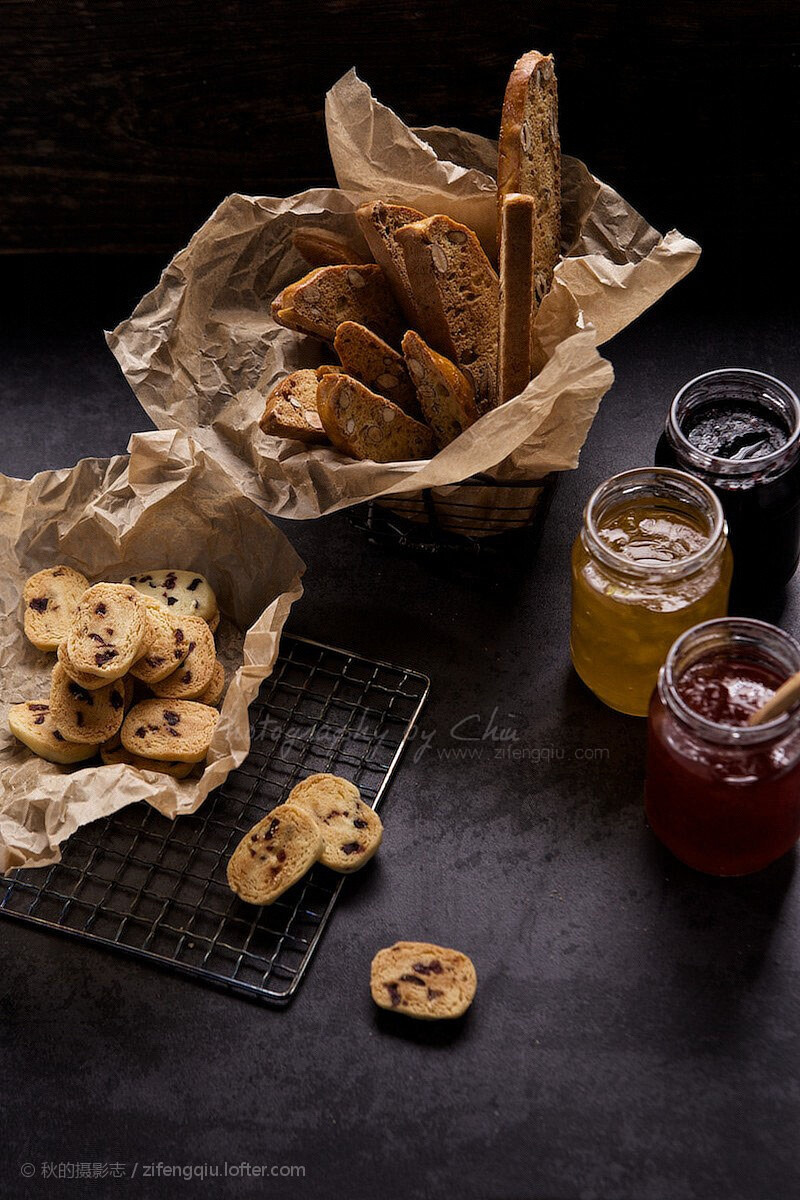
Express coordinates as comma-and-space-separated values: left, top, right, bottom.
23, 566, 89, 651
121, 699, 218, 763
49, 662, 126, 744
126, 570, 218, 623
287, 773, 383, 873
227, 804, 323, 905
8, 700, 99, 765
150, 616, 216, 699
66, 583, 147, 682
195, 659, 226, 708
370, 942, 478, 1020
100, 745, 195, 779
130, 602, 192, 685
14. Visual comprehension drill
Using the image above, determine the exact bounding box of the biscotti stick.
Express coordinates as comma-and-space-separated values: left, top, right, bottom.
498, 193, 537, 404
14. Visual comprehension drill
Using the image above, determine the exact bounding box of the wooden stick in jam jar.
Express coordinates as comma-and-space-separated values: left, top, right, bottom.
748, 669, 800, 725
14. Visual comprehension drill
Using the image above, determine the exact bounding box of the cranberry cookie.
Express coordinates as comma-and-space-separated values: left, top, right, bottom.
23, 566, 89, 651
150, 616, 215, 699
287, 773, 383, 873
370, 942, 477, 1020
121, 699, 218, 763
227, 804, 323, 905
130, 601, 192, 685
126, 570, 218, 623
8, 700, 99, 765
66, 583, 147, 682
49, 663, 126, 744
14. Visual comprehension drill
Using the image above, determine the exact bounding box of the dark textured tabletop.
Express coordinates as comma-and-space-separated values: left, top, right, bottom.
1, 256, 798, 1200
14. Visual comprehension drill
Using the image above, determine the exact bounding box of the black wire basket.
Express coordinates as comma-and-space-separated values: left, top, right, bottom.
349, 472, 558, 558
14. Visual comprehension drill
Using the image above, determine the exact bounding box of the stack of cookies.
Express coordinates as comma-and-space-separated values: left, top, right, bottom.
261, 48, 560, 464
9, 566, 227, 776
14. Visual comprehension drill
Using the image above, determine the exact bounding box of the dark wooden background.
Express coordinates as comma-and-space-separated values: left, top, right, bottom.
3, 1, 799, 292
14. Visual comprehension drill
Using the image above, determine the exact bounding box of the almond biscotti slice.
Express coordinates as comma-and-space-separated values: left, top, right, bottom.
498, 193, 537, 404
292, 226, 370, 268
333, 321, 420, 417
258, 367, 333, 444
394, 215, 500, 408
287, 773, 383, 873
401, 330, 479, 449
355, 201, 426, 326
317, 373, 435, 463
370, 941, 478, 1020
497, 50, 561, 306
271, 264, 405, 346
226, 804, 323, 905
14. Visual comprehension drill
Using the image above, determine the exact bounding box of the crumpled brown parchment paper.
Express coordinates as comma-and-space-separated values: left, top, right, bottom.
0, 430, 305, 873
107, 70, 700, 519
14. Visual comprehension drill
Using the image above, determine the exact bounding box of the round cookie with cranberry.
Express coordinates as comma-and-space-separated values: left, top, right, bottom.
287, 773, 383, 873
23, 565, 89, 651
126, 569, 218, 623
66, 583, 147, 682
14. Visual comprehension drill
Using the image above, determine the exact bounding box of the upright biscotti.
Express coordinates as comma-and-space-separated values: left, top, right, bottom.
394, 215, 500, 408
317, 374, 435, 463
497, 50, 561, 306
259, 367, 332, 444
333, 322, 420, 417
355, 201, 426, 326
401, 330, 479, 449
271, 264, 405, 346
370, 941, 478, 1020
498, 193, 537, 403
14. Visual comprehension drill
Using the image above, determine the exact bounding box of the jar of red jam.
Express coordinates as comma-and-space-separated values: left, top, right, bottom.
645, 618, 800, 875
655, 369, 800, 598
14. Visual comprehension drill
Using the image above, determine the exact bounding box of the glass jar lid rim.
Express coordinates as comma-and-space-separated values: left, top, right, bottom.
583, 467, 727, 580
668, 367, 800, 474
660, 617, 800, 741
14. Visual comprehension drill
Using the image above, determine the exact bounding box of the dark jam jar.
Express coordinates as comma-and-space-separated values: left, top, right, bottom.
655, 369, 800, 597
645, 618, 800, 876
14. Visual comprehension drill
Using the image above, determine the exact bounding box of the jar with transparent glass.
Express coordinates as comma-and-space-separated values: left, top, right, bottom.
645, 618, 800, 875
570, 468, 733, 716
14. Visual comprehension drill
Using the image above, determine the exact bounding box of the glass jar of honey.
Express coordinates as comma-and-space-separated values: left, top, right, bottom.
655, 368, 800, 598
570, 468, 732, 716
646, 618, 800, 875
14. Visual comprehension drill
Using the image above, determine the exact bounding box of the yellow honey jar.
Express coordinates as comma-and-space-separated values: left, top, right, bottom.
570, 468, 733, 716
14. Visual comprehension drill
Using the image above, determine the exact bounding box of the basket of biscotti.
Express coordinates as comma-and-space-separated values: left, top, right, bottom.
109, 52, 700, 540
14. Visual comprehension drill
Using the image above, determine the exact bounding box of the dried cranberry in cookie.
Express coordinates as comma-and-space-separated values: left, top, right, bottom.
22, 566, 90, 651
130, 601, 192, 685
8, 700, 98, 765
126, 570, 218, 623
287, 773, 383, 873
48, 663, 126, 744
121, 699, 218, 763
66, 583, 147, 682
150, 616, 215, 699
226, 804, 323, 905
370, 942, 477, 1020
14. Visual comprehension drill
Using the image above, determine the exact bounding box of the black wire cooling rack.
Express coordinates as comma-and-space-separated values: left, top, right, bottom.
0, 636, 429, 1006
